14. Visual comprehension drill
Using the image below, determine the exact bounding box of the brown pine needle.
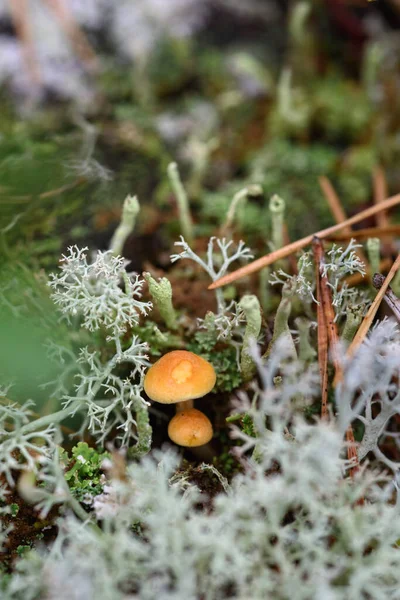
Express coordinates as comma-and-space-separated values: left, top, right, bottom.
319, 176, 367, 264
373, 166, 394, 254
313, 241, 329, 420
312, 238, 341, 376
345, 427, 360, 479
346, 253, 400, 358
209, 191, 400, 289
319, 176, 351, 230
327, 225, 400, 241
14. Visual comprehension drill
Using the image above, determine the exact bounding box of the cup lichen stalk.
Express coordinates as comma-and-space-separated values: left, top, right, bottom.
295, 317, 316, 363
167, 162, 194, 244
144, 272, 178, 330
367, 237, 380, 287
109, 195, 140, 257
221, 184, 263, 235
342, 304, 365, 344
269, 194, 285, 254
264, 280, 297, 360
239, 294, 262, 381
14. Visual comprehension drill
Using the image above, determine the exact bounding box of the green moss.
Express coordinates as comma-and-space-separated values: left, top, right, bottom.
187, 328, 242, 393
62, 443, 110, 503
16, 545, 32, 557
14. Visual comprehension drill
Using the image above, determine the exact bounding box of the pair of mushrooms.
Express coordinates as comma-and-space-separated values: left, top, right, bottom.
144, 350, 216, 447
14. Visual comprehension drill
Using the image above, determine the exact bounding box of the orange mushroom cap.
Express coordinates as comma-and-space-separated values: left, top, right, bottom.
144, 350, 216, 404
168, 408, 213, 447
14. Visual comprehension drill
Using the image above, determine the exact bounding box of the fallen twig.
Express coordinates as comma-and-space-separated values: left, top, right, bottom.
209, 192, 400, 289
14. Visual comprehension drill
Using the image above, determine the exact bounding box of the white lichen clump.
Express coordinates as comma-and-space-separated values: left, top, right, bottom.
4, 335, 400, 599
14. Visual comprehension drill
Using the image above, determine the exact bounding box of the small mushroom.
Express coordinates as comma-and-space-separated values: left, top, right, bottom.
144, 350, 216, 447
144, 350, 216, 410
168, 408, 213, 447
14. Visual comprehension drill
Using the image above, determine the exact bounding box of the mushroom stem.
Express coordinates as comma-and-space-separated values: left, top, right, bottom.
176, 399, 194, 413
189, 443, 216, 462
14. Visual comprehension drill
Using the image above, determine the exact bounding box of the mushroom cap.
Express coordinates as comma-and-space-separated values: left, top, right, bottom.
168, 408, 213, 447
144, 350, 216, 404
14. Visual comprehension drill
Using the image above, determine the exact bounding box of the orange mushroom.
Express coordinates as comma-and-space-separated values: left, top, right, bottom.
144, 350, 216, 447
144, 350, 216, 407
168, 408, 213, 447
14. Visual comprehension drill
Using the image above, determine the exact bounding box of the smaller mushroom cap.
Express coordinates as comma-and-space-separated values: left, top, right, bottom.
168, 408, 213, 447
144, 350, 216, 404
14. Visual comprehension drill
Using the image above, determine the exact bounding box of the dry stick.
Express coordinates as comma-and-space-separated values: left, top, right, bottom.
313, 237, 359, 477
209, 192, 400, 289
319, 176, 367, 264
327, 225, 400, 241
373, 166, 394, 254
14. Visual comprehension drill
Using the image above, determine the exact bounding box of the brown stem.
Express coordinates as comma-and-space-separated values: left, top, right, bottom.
176, 399, 194, 413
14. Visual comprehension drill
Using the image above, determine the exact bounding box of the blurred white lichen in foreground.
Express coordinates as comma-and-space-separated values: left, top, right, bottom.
4, 323, 400, 598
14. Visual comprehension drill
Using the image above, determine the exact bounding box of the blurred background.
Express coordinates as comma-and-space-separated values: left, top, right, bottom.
1, 0, 400, 398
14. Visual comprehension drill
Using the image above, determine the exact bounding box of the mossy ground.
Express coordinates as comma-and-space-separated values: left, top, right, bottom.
1, 1, 400, 578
